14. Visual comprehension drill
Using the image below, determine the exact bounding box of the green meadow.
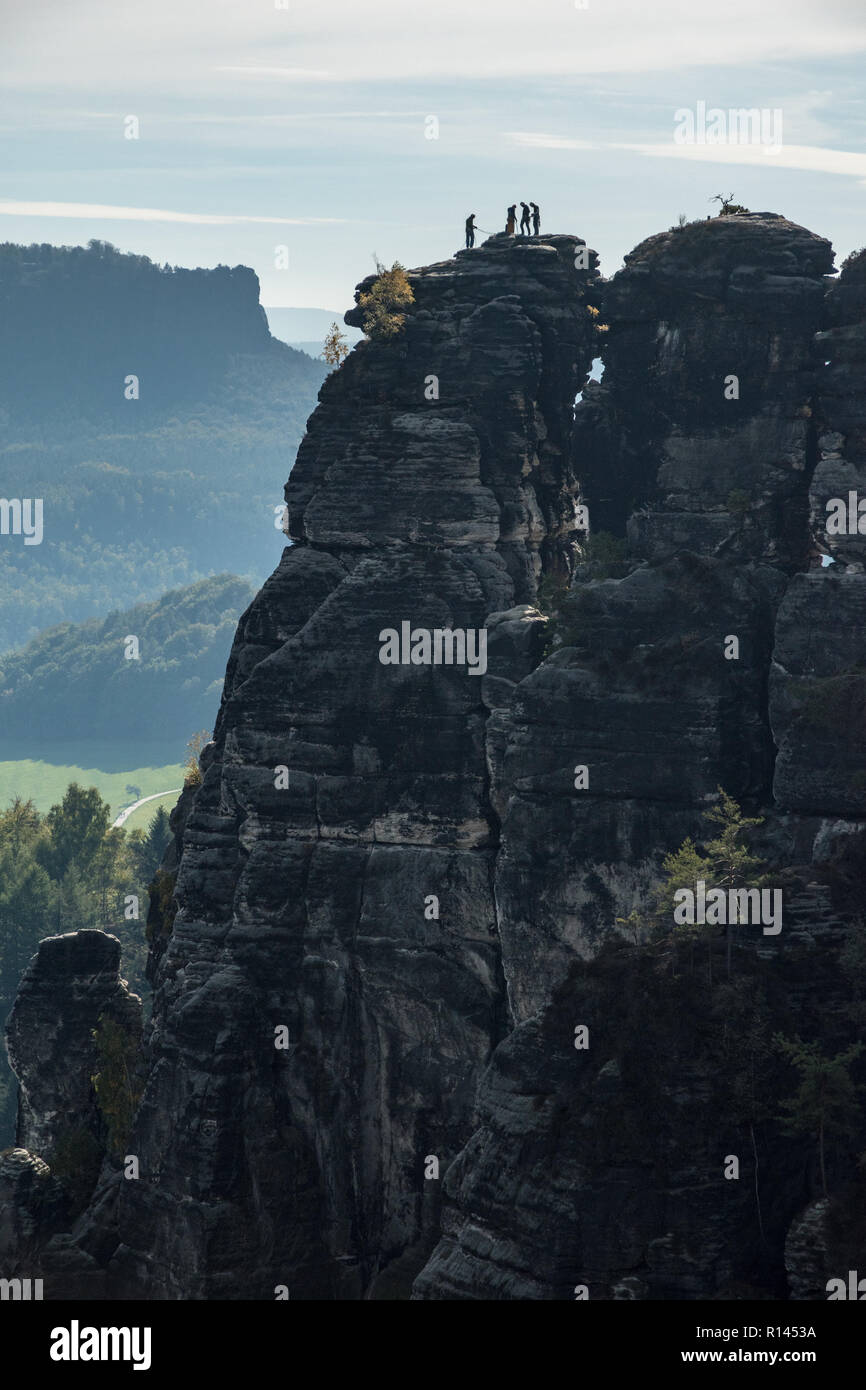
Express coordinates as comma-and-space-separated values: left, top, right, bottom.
0, 740, 185, 822
119, 789, 183, 832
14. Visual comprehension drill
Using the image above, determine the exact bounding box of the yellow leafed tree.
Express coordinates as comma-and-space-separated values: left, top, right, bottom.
358, 261, 415, 340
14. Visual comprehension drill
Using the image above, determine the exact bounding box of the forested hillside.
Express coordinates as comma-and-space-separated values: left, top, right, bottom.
0, 786, 175, 1145
0, 241, 328, 651
0, 573, 254, 745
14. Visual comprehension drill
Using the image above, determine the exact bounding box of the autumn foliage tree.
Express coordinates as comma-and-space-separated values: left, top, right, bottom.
358, 261, 415, 340
322, 322, 349, 366
184, 729, 210, 787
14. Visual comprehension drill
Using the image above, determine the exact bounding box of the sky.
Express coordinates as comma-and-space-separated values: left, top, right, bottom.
2, 0, 866, 313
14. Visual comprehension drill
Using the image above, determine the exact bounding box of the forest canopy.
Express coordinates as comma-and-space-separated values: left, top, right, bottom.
0, 573, 254, 743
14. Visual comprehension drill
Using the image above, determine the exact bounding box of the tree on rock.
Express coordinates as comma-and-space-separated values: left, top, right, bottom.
711, 192, 750, 216
359, 262, 415, 340
91, 1012, 144, 1160
323, 322, 349, 366
774, 1035, 864, 1198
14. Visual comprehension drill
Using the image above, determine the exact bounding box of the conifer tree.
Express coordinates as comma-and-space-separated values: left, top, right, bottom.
703, 789, 764, 976
773, 1035, 864, 1198
655, 837, 710, 979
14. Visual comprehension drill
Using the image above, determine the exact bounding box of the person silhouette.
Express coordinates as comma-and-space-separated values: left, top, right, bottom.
530, 202, 540, 235
505, 204, 517, 235
519, 202, 531, 236
465, 213, 477, 249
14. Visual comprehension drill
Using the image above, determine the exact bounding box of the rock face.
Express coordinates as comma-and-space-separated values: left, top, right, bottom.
0, 1149, 57, 1278
1, 932, 140, 1288
771, 248, 866, 817
784, 1200, 830, 1301
413, 883, 853, 1301
812, 248, 866, 569
6, 930, 141, 1161
64, 234, 600, 1300
5, 219, 866, 1300
491, 215, 831, 1023
414, 215, 866, 1299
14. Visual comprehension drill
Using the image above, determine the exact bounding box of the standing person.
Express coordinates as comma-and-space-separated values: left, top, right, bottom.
465, 213, 477, 249
519, 202, 531, 235
530, 201, 540, 235
505, 204, 517, 235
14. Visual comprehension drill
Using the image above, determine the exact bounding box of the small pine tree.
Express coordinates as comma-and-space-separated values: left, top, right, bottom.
322, 323, 349, 366
645, 788, 767, 982
703, 788, 764, 977
657, 836, 710, 975
0, 796, 41, 858
146, 804, 171, 861
774, 1035, 864, 1198
358, 261, 415, 340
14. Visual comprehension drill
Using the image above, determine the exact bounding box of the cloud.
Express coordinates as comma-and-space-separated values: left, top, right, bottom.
507, 132, 596, 150
214, 67, 336, 81
0, 201, 344, 225
618, 141, 866, 183
6, 0, 866, 90
505, 129, 866, 186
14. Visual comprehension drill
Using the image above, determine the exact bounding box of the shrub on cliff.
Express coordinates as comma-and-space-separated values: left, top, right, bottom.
145, 868, 178, 943
839, 247, 866, 277
91, 1012, 144, 1160
358, 262, 415, 340
711, 192, 750, 216
183, 729, 210, 787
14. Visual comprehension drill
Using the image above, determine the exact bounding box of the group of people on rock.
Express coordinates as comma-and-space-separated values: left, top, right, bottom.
464, 202, 541, 248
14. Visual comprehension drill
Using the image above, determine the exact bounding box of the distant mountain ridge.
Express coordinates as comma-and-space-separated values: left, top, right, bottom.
0, 240, 286, 423
0, 241, 328, 652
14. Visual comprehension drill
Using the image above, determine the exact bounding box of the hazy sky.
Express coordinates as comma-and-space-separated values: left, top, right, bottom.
2, 0, 866, 312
